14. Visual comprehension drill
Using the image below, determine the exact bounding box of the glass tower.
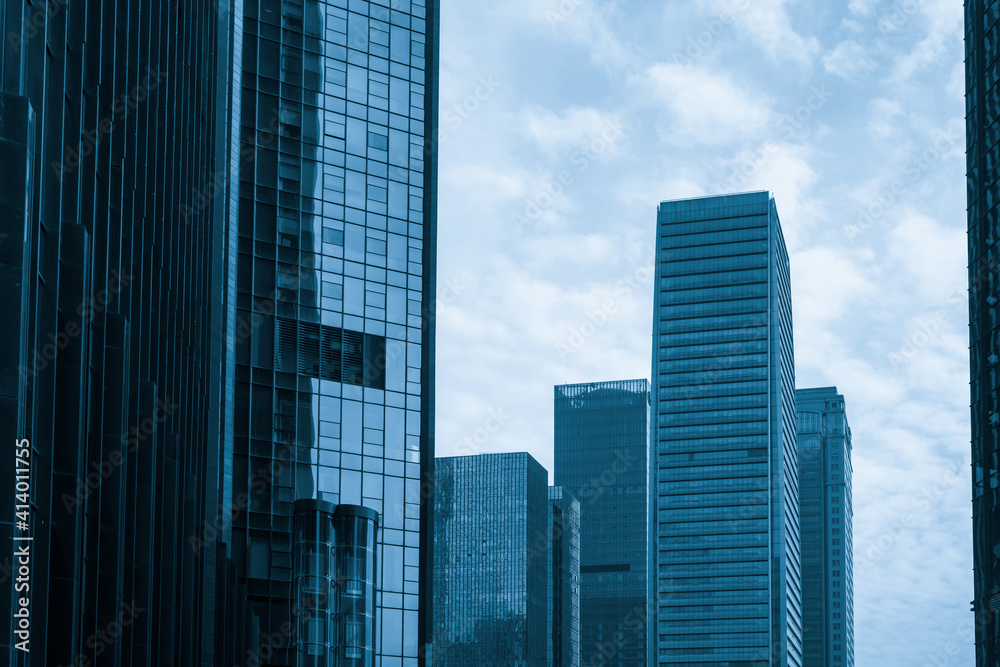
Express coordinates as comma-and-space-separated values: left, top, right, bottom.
229, 0, 439, 664
966, 1, 1000, 662
0, 3, 249, 665
0, 0, 439, 664
553, 379, 651, 666
652, 192, 801, 666
548, 486, 582, 667
796, 388, 853, 667
432, 453, 549, 665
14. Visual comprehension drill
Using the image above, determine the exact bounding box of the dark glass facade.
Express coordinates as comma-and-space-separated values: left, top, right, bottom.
1, 0, 438, 664
548, 485, 582, 667
432, 453, 549, 666
796, 388, 853, 667
554, 379, 651, 667
228, 0, 439, 664
652, 192, 801, 666
0, 3, 246, 665
967, 1, 1000, 663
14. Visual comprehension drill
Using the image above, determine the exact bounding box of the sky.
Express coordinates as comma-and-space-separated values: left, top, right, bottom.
433, 1, 969, 665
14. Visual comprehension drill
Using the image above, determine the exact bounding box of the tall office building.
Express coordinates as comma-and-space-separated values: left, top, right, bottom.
796, 388, 853, 667
652, 192, 801, 666
0, 4, 246, 665
1, 0, 439, 664
554, 379, 651, 666
548, 486, 582, 667
432, 453, 550, 665
966, 2, 1000, 663
229, 1, 439, 664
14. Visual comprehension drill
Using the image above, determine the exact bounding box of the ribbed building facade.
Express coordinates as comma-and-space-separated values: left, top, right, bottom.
967, 1, 1000, 663
553, 379, 651, 667
0, 3, 243, 665
796, 388, 853, 667
548, 485, 582, 667
0, 0, 439, 664
432, 453, 549, 666
652, 192, 801, 666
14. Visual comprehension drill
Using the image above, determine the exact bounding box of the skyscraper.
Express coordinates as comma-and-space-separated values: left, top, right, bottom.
554, 379, 651, 666
432, 453, 550, 665
796, 388, 854, 667
228, 1, 439, 664
652, 192, 801, 666
548, 486, 582, 667
0, 4, 240, 665
1, 0, 439, 664
966, 2, 1000, 663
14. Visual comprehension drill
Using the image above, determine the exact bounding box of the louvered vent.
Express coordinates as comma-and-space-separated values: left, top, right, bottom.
274, 318, 385, 389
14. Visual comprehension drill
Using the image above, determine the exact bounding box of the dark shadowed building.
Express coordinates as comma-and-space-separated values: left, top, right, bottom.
554, 379, 651, 667
548, 485, 582, 667
433, 453, 549, 666
966, 1, 1000, 663
797, 387, 854, 667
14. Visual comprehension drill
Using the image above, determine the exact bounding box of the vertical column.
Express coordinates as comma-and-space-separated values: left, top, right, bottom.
334, 505, 379, 667
294, 499, 337, 667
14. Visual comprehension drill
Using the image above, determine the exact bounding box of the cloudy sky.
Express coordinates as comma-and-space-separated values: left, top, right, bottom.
433, 0, 969, 664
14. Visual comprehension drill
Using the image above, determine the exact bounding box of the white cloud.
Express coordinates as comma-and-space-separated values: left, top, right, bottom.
791, 247, 874, 327
867, 97, 905, 139
520, 106, 625, 157
707, 0, 821, 66
641, 63, 773, 145
823, 40, 877, 80
848, 0, 880, 16
507, 0, 634, 70
885, 0, 963, 84
886, 211, 966, 304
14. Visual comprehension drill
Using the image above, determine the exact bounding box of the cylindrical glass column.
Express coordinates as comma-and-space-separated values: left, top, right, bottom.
333, 504, 379, 667
293, 499, 337, 667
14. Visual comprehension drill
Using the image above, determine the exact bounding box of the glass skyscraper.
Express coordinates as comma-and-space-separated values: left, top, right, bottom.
966, 1, 1000, 663
1, 0, 439, 664
0, 3, 243, 665
796, 388, 853, 667
548, 486, 582, 667
554, 379, 651, 667
652, 192, 801, 666
229, 0, 438, 664
432, 453, 549, 666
